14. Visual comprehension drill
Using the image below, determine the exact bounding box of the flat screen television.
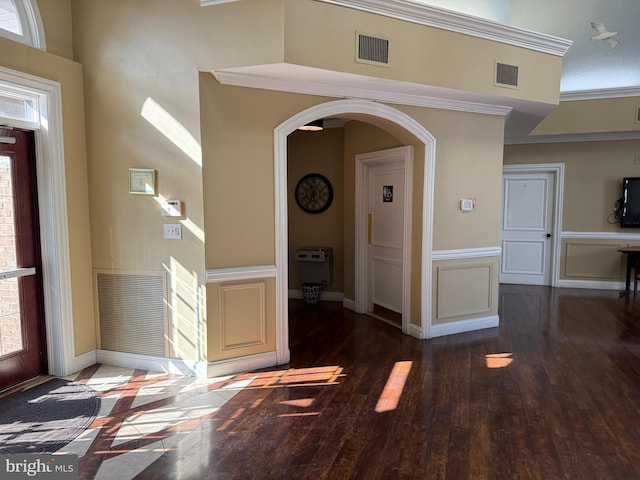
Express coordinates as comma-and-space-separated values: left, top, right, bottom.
621, 177, 640, 227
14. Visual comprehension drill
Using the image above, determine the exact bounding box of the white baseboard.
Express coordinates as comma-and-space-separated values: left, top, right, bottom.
71, 349, 97, 374
96, 350, 207, 377
288, 289, 344, 302
407, 322, 422, 339
557, 280, 625, 291
430, 315, 499, 338
343, 298, 356, 311
95, 349, 282, 379
207, 351, 279, 378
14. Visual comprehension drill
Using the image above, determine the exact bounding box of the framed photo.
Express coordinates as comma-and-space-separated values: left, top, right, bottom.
129, 168, 156, 195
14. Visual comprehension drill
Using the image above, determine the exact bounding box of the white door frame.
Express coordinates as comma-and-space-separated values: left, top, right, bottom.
275, 99, 436, 362
502, 163, 564, 287
355, 146, 413, 335
0, 66, 74, 377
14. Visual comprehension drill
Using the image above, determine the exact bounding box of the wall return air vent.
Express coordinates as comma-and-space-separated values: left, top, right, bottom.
356, 32, 389, 66
495, 62, 519, 88
96, 271, 167, 357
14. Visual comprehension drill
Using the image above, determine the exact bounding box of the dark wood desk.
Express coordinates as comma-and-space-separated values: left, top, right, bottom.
618, 246, 640, 296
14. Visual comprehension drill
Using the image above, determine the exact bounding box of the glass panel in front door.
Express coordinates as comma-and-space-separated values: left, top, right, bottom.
0, 155, 24, 356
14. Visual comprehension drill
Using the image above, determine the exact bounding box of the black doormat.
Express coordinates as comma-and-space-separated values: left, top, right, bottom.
0, 378, 100, 454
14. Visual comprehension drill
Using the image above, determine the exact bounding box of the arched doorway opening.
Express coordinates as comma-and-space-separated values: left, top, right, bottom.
274, 99, 436, 365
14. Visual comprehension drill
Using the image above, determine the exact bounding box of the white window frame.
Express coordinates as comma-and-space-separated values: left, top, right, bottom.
0, 81, 41, 126
0, 0, 46, 50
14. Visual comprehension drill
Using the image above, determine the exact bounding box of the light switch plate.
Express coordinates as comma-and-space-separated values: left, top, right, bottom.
164, 224, 182, 239
459, 198, 476, 212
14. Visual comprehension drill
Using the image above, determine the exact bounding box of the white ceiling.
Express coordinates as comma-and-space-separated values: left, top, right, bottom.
416, 0, 640, 93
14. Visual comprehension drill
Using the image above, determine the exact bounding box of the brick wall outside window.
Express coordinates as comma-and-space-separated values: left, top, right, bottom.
0, 156, 22, 355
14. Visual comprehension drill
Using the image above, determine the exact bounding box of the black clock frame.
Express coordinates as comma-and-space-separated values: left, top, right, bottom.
294, 173, 334, 214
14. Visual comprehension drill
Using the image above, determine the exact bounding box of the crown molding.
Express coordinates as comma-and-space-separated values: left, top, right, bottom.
213, 68, 513, 117
313, 0, 571, 56
505, 130, 640, 145
560, 87, 640, 102
201, 0, 572, 57
201, 0, 238, 5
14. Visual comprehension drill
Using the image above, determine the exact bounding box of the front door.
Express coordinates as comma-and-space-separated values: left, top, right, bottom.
0, 128, 46, 389
368, 162, 405, 325
500, 171, 555, 285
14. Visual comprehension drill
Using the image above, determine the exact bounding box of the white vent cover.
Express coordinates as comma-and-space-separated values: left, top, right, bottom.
356, 32, 389, 66
495, 62, 519, 88
97, 272, 167, 357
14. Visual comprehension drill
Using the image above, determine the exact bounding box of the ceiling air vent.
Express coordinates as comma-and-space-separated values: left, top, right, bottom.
495, 62, 519, 88
356, 32, 389, 66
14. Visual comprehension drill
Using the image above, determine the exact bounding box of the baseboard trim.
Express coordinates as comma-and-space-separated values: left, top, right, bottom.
430, 315, 499, 338
343, 298, 356, 311
96, 350, 207, 377
207, 351, 278, 378
288, 289, 344, 302
71, 350, 97, 374
95, 349, 283, 379
557, 279, 625, 291
407, 322, 422, 339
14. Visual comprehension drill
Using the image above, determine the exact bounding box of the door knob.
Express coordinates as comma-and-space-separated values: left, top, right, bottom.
546, 233, 552, 238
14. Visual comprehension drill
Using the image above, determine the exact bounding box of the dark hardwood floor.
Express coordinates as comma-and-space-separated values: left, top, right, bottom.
137, 285, 640, 479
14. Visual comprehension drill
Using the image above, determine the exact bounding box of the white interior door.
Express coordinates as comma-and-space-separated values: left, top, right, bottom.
500, 171, 554, 285
369, 164, 405, 313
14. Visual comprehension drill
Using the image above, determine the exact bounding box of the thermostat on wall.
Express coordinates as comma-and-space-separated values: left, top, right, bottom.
459, 198, 476, 212
161, 199, 183, 217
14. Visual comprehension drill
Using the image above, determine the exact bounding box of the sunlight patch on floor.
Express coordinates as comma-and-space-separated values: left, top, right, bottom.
485, 353, 514, 368
375, 361, 412, 413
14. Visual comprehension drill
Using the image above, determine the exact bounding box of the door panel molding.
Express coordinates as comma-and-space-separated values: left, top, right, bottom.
501, 163, 564, 287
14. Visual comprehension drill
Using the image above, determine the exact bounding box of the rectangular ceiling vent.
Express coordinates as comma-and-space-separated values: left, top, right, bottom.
495, 62, 519, 88
356, 32, 389, 66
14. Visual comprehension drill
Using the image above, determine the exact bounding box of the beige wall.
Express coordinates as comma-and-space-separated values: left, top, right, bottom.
533, 97, 640, 136
396, 105, 506, 250
288, 128, 345, 293
199, 76, 332, 269
0, 35, 95, 355
20, 0, 525, 366
37, 0, 73, 59
283, 0, 562, 105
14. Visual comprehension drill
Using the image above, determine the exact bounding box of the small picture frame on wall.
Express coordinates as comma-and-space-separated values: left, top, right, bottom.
129, 168, 156, 195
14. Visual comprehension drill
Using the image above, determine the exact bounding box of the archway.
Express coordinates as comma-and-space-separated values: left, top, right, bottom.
274, 99, 436, 364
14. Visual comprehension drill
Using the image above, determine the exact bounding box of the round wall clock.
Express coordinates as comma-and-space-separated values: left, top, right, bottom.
295, 173, 333, 214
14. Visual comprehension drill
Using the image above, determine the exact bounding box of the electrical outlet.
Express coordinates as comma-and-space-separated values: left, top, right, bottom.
164, 224, 182, 239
